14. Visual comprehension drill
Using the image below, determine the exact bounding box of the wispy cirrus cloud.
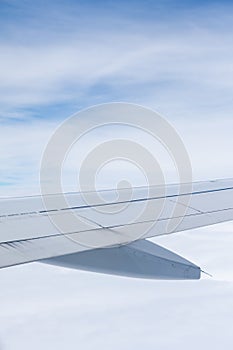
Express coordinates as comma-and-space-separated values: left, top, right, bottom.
0, 0, 233, 119
1, 2, 233, 350
0, 0, 233, 191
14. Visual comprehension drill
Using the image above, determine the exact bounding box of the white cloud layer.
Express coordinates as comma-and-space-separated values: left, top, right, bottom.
0, 224, 233, 350
1, 2, 233, 350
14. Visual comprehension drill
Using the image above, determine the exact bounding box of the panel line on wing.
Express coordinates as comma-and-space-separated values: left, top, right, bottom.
169, 199, 204, 214
1, 185, 233, 219
1, 206, 233, 245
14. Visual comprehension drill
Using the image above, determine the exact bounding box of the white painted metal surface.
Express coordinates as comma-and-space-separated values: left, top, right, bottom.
0, 178, 233, 278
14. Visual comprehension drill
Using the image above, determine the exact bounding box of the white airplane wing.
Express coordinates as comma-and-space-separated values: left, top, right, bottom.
1, 178, 233, 279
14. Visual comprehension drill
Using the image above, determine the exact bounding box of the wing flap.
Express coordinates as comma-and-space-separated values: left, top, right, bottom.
0, 228, 131, 269
42, 239, 201, 280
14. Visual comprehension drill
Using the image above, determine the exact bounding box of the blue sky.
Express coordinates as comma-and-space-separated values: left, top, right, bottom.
1, 0, 233, 120
1, 2, 233, 349
1, 0, 233, 193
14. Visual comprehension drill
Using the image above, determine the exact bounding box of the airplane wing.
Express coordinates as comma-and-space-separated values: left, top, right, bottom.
1, 178, 233, 279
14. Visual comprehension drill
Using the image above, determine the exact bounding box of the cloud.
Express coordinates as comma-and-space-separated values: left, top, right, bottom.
0, 1, 233, 118
0, 225, 233, 350
1, 3, 233, 349
0, 119, 57, 196
1, 1, 233, 196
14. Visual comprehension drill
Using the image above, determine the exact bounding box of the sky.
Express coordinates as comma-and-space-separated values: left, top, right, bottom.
1, 0, 233, 349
